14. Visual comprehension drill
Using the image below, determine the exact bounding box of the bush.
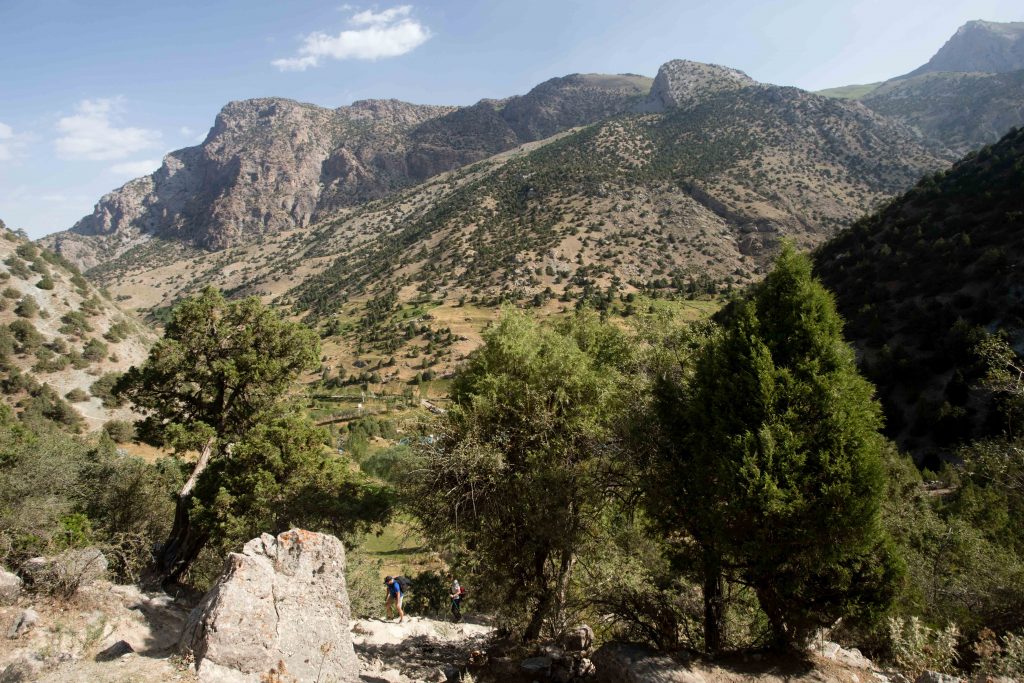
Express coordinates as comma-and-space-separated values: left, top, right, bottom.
90, 372, 124, 407
65, 388, 89, 403
9, 319, 43, 354
82, 338, 108, 362
973, 629, 1024, 678
887, 616, 960, 676
14, 296, 38, 318
345, 550, 385, 619
102, 420, 135, 443
403, 569, 450, 618
59, 311, 92, 337
35, 275, 54, 290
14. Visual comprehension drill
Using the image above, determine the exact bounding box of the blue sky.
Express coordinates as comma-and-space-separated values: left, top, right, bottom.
1, 0, 1021, 238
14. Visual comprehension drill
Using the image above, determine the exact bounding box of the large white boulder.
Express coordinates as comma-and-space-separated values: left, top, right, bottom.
180, 529, 360, 682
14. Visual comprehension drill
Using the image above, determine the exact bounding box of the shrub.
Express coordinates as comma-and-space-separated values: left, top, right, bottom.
90, 372, 124, 407
14, 296, 38, 318
82, 338, 108, 362
973, 629, 1024, 678
102, 420, 135, 443
9, 319, 43, 354
65, 388, 89, 403
35, 275, 55, 290
59, 311, 92, 337
887, 616, 960, 676
344, 550, 385, 619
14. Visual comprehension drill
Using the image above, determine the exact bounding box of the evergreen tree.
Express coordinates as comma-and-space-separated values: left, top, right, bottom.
406, 309, 631, 640
652, 245, 902, 651
116, 287, 322, 582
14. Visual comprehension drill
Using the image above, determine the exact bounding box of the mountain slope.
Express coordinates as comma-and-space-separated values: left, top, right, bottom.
814, 126, 1024, 464
43, 74, 651, 269
819, 21, 1024, 155
905, 20, 1024, 77
0, 221, 152, 432
75, 61, 950, 387
861, 70, 1024, 155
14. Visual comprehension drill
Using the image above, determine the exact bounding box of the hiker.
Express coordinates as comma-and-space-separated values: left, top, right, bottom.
449, 578, 466, 621
384, 575, 405, 623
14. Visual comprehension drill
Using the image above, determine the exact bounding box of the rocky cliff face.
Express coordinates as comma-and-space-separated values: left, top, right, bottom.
46, 75, 650, 269
639, 60, 756, 111
907, 20, 1024, 76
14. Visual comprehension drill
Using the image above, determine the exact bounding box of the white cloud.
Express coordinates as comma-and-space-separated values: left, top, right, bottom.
351, 5, 411, 25
273, 5, 429, 71
55, 98, 161, 161
0, 122, 15, 160
109, 159, 161, 177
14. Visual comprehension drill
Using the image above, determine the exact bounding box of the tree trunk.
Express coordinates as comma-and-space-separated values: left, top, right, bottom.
155, 438, 215, 585
702, 551, 724, 656
523, 549, 551, 643
523, 548, 576, 642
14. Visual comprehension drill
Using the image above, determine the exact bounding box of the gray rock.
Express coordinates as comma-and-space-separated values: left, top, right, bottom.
0, 568, 21, 605
592, 642, 704, 683
521, 655, 554, 676
181, 528, 360, 683
0, 656, 43, 683
563, 624, 595, 652
915, 672, 962, 683
638, 60, 756, 112
6, 608, 39, 639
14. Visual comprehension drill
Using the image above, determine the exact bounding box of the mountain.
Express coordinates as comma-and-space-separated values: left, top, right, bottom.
861, 70, 1024, 155
0, 220, 153, 432
814, 126, 1024, 465
905, 20, 1024, 77
819, 20, 1024, 155
73, 60, 950, 386
43, 74, 651, 270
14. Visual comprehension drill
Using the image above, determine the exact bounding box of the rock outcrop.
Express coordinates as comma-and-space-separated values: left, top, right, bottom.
0, 569, 20, 605
181, 529, 359, 683
639, 59, 756, 111
46, 74, 650, 269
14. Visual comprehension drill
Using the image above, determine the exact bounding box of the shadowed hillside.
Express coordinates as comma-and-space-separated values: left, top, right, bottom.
815, 126, 1024, 464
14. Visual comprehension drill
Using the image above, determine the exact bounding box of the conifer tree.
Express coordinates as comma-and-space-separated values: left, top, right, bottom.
652, 245, 902, 651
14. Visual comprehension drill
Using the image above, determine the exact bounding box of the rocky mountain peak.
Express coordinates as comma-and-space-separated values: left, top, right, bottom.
906, 19, 1024, 76
640, 59, 756, 112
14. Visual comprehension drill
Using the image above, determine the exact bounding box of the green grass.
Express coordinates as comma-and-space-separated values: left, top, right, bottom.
815, 82, 882, 100
359, 517, 442, 578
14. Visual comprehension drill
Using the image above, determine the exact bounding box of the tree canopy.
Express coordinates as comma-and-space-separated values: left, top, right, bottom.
651, 245, 902, 650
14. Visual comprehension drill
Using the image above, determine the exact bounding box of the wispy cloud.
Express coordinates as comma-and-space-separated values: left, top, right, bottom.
273, 4, 430, 71
351, 5, 411, 25
0, 122, 12, 161
109, 159, 161, 177
0, 121, 29, 161
55, 98, 161, 161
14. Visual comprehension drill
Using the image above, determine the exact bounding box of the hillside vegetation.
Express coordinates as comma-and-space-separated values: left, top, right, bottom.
815, 125, 1024, 463
0, 222, 152, 433
72, 64, 948, 391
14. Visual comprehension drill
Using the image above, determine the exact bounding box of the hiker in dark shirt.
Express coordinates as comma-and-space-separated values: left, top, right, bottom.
384, 575, 405, 623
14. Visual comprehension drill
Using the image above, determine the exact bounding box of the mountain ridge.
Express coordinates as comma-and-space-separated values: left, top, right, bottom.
43, 73, 652, 269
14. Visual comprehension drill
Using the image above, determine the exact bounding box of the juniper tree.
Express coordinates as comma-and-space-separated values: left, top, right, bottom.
116, 287, 322, 582
651, 245, 902, 651
406, 309, 631, 641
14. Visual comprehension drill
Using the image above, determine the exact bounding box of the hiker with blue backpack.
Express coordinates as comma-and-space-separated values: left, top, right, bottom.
384, 575, 407, 623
